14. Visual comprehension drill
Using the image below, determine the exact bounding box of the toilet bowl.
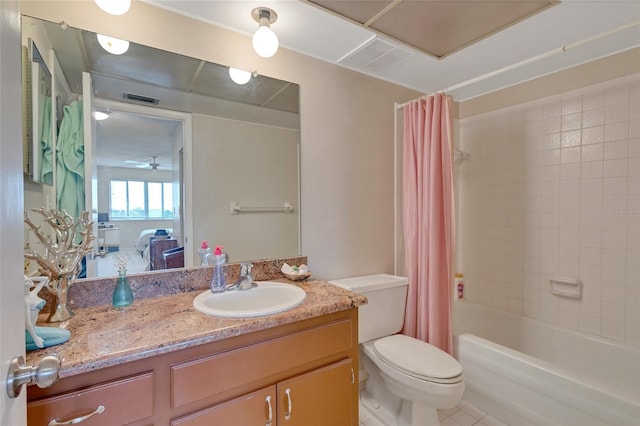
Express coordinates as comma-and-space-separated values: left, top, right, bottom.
329, 274, 465, 426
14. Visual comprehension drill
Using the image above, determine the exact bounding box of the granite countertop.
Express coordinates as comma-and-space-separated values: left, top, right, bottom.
26, 280, 366, 379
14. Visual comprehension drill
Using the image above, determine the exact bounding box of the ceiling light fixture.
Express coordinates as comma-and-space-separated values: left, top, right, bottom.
97, 34, 130, 55
94, 0, 131, 16
252, 7, 279, 58
228, 67, 252, 85
93, 110, 110, 121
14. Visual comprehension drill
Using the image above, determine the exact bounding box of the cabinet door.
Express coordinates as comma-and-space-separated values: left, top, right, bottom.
171, 385, 276, 426
277, 358, 354, 426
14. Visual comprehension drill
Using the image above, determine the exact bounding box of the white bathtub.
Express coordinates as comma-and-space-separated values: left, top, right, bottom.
453, 302, 640, 426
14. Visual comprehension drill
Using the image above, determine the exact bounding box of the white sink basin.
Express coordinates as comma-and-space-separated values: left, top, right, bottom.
193, 281, 306, 317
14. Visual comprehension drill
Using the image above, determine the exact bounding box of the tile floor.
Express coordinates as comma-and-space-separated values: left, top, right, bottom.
359, 400, 508, 426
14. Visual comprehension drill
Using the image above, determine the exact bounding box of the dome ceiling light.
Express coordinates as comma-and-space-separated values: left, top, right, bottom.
93, 110, 110, 121
97, 34, 130, 55
251, 7, 279, 58
94, 0, 131, 16
228, 67, 252, 85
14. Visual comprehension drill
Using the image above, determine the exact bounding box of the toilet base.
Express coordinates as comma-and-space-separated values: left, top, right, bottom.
398, 400, 440, 426
361, 390, 443, 426
360, 390, 398, 426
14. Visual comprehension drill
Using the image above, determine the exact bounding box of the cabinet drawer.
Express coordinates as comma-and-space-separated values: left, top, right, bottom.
27, 372, 153, 426
172, 318, 353, 408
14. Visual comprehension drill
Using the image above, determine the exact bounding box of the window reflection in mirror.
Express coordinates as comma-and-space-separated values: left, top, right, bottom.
21, 15, 301, 280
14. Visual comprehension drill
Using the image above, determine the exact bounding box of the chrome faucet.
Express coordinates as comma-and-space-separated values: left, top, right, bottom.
227, 262, 255, 291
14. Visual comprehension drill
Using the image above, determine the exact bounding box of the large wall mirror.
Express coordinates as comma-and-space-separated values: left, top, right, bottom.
22, 15, 301, 279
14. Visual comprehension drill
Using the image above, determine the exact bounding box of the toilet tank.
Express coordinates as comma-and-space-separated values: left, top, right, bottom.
329, 274, 408, 343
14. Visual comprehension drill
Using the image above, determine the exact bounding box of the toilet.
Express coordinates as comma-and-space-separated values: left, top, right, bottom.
329, 274, 464, 426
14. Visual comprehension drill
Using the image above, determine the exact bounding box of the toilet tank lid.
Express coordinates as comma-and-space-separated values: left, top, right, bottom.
328, 274, 408, 293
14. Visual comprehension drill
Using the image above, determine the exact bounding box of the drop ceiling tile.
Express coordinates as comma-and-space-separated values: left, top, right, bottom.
370, 1, 556, 58
308, 0, 394, 24
308, 1, 556, 58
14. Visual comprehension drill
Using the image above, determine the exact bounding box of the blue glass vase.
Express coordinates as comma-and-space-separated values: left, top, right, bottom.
113, 269, 134, 307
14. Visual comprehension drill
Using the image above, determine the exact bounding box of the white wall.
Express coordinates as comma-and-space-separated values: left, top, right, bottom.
457, 73, 640, 346
191, 115, 299, 263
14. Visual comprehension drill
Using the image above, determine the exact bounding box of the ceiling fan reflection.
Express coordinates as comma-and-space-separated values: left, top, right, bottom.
124, 155, 167, 171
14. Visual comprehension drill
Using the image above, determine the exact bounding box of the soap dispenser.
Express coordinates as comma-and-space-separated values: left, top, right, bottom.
210, 246, 226, 293
198, 241, 212, 266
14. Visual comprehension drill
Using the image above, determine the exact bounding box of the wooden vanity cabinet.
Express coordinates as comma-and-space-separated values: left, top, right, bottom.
173, 358, 354, 426
27, 309, 359, 426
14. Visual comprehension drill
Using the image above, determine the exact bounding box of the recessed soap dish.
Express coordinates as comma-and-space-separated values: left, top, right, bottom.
549, 276, 582, 299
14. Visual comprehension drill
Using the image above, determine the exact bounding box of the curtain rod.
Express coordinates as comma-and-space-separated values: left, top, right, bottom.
395, 19, 639, 110
395, 94, 429, 109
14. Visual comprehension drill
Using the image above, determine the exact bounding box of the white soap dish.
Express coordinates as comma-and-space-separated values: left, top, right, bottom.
283, 272, 311, 281
281, 262, 310, 281
549, 276, 582, 299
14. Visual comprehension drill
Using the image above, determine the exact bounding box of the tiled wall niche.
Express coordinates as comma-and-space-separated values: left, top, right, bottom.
456, 74, 639, 345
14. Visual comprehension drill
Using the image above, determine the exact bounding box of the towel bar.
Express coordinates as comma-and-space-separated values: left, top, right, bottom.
230, 201, 293, 214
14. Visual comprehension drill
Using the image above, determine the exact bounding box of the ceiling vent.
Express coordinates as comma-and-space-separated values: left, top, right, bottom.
122, 92, 159, 105
338, 36, 413, 74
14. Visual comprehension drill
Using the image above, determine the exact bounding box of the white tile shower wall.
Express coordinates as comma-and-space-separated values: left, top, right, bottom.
457, 74, 640, 346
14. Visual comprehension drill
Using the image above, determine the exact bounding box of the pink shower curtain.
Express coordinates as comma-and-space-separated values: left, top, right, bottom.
402, 94, 455, 354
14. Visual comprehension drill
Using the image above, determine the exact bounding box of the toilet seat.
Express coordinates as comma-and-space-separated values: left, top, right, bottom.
372, 334, 463, 384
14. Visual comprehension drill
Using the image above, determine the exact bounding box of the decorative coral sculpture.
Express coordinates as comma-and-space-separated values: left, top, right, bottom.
24, 208, 94, 322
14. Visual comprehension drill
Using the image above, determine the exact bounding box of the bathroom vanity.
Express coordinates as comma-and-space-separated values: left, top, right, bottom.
25, 279, 365, 425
